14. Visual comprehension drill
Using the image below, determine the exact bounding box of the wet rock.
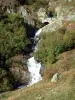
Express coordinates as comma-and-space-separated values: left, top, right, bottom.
40, 65, 45, 76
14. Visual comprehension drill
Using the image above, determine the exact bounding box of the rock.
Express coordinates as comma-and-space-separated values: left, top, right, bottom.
42, 18, 51, 24
42, 17, 63, 33
51, 73, 59, 82
10, 66, 30, 85
18, 6, 27, 18
37, 8, 47, 22
55, 6, 75, 21
48, 2, 52, 7
37, 8, 46, 17
40, 65, 45, 76
10, 55, 30, 85
6, 7, 16, 14
66, 12, 75, 21
41, 5, 75, 33
68, 0, 72, 2
18, 6, 36, 26
11, 55, 28, 68
7, 8, 11, 13
17, 85, 26, 89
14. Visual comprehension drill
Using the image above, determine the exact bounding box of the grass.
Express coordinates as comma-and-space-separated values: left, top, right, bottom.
0, 75, 75, 100
0, 49, 75, 100
34, 21, 75, 67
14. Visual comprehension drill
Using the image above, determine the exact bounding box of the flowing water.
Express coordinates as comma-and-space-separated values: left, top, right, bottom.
27, 28, 42, 85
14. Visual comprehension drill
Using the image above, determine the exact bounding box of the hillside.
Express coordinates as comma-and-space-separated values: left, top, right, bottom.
0, 49, 75, 100
0, 0, 75, 100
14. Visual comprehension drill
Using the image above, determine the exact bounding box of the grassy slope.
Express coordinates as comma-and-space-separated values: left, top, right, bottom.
35, 21, 75, 66
0, 49, 75, 100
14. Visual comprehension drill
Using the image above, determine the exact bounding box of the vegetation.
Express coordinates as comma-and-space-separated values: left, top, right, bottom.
0, 68, 14, 92
0, 13, 30, 66
34, 26, 75, 66
0, 13, 30, 92
0, 0, 75, 99
0, 48, 75, 100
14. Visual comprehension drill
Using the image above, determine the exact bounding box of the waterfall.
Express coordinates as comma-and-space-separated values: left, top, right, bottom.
27, 57, 42, 85
35, 28, 42, 37
27, 28, 42, 86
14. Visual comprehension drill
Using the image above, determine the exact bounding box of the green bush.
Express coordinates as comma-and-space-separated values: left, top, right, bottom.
0, 13, 30, 92
0, 68, 13, 92
0, 13, 30, 63
34, 29, 75, 67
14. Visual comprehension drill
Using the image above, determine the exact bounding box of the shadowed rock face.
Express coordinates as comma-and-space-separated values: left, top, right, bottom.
10, 55, 30, 87
10, 66, 30, 87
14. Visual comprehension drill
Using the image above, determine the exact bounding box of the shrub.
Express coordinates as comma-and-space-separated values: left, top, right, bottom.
0, 68, 13, 92
34, 28, 75, 67
0, 13, 31, 92
34, 31, 63, 65
0, 13, 30, 66
64, 30, 75, 49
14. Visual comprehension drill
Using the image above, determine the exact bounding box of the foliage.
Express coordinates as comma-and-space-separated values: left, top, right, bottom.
0, 13, 30, 92
34, 28, 75, 66
1, 69, 75, 100
0, 68, 13, 92
0, 13, 30, 62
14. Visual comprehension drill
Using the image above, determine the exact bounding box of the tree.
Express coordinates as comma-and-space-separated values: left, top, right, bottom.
0, 13, 30, 67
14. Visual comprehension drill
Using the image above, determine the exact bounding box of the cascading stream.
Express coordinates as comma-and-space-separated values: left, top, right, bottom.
27, 28, 42, 86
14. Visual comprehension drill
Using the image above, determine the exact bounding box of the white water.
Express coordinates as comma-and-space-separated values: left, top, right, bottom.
34, 28, 42, 52
35, 28, 42, 37
27, 57, 42, 85
27, 29, 42, 86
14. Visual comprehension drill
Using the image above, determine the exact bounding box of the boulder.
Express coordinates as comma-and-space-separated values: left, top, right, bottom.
37, 8, 47, 22
10, 55, 30, 85
51, 73, 59, 82
10, 65, 30, 85
18, 6, 27, 18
